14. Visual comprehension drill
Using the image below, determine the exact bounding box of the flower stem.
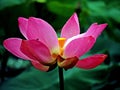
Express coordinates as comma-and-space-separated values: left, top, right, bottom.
58, 67, 64, 90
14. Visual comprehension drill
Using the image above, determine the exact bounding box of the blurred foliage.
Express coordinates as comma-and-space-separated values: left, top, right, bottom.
0, 0, 120, 90
0, 64, 120, 90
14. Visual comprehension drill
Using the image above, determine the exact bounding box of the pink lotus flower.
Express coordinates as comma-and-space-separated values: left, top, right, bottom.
3, 13, 107, 71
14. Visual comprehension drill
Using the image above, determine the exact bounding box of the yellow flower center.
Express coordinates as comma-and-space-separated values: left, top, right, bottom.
58, 38, 66, 48
51, 38, 66, 59
58, 38, 66, 55
51, 38, 78, 70
57, 38, 79, 70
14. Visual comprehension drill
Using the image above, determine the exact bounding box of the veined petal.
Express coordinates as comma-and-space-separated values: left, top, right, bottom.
3, 38, 30, 60
18, 17, 28, 39
26, 17, 59, 53
20, 40, 55, 65
63, 36, 95, 58
76, 54, 107, 69
61, 13, 80, 39
31, 61, 49, 72
81, 23, 107, 39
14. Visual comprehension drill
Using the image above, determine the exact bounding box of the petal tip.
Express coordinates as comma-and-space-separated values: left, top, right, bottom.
61, 12, 80, 38
18, 17, 23, 21
3, 38, 14, 47
73, 12, 77, 17
93, 22, 98, 25
18, 17, 27, 22
101, 54, 108, 60
28, 17, 34, 19
72, 12, 78, 22
28, 17, 39, 21
3, 39, 7, 48
99, 23, 108, 28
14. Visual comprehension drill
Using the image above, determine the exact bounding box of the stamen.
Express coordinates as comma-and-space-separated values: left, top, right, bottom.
58, 38, 66, 55
58, 38, 66, 48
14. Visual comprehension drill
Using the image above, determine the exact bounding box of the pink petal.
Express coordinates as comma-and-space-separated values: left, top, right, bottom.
61, 13, 80, 39
31, 61, 49, 72
63, 36, 95, 58
76, 54, 107, 69
26, 17, 59, 52
3, 38, 30, 60
20, 40, 55, 65
18, 17, 28, 39
81, 23, 107, 39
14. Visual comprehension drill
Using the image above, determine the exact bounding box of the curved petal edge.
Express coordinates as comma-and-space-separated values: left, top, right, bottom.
75, 54, 107, 69
18, 17, 28, 39
31, 61, 49, 72
61, 13, 80, 39
3, 38, 30, 60
26, 17, 59, 52
63, 36, 95, 58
